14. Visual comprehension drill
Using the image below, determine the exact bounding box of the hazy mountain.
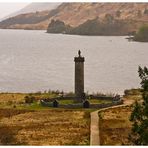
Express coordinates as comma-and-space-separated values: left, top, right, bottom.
0, 3, 148, 34
2, 3, 61, 20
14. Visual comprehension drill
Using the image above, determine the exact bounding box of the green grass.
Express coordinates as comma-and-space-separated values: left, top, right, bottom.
88, 99, 112, 104
20, 92, 58, 99
59, 99, 111, 105
59, 99, 75, 104
18, 102, 51, 110
0, 94, 112, 111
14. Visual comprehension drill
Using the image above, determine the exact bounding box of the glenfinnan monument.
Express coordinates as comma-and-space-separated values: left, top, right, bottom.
74, 50, 85, 102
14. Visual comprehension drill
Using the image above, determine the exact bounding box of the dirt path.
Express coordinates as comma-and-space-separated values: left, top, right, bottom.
90, 110, 100, 145
90, 99, 134, 145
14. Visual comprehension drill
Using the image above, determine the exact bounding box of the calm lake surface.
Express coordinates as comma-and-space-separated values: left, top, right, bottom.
0, 29, 147, 94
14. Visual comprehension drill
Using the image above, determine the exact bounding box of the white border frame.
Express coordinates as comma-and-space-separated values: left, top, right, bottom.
0, 0, 148, 3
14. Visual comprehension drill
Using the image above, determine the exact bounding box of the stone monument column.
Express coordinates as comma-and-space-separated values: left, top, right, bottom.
74, 50, 85, 102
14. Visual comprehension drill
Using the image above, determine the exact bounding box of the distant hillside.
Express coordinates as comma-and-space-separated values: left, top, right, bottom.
47, 17, 135, 36
0, 3, 148, 34
47, 3, 148, 27
67, 17, 131, 36
0, 11, 50, 30
2, 3, 61, 20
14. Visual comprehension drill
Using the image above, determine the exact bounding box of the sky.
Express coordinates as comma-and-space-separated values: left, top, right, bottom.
0, 3, 30, 19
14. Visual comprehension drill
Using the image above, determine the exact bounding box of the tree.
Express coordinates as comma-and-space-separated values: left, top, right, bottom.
104, 13, 114, 24
116, 10, 121, 18
129, 66, 148, 145
137, 10, 142, 17
134, 25, 148, 42
144, 8, 148, 15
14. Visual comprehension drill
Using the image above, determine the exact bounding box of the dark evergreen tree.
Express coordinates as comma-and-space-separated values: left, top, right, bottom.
134, 25, 148, 42
129, 66, 148, 145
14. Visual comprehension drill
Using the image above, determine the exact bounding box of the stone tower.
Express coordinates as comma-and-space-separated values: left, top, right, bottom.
74, 50, 85, 102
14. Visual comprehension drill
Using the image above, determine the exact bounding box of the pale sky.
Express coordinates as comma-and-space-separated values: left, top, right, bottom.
0, 3, 30, 19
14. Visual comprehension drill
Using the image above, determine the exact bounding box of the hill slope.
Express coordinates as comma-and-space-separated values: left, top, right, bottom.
2, 3, 61, 20
0, 3, 148, 33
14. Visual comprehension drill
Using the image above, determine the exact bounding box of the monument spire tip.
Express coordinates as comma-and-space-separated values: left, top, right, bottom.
78, 50, 81, 57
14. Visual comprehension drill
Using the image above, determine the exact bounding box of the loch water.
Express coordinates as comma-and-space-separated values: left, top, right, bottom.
0, 29, 147, 94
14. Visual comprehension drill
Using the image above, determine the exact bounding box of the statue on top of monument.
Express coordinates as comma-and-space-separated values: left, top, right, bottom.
78, 50, 81, 57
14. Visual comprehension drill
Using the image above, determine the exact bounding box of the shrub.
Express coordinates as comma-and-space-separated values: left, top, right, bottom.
7, 101, 13, 106
144, 8, 148, 15
83, 100, 90, 108
24, 96, 35, 104
124, 89, 141, 96
134, 25, 148, 42
53, 100, 59, 107
116, 10, 121, 17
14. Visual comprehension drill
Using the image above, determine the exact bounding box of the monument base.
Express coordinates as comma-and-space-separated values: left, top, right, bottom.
74, 94, 86, 103
74, 98, 83, 103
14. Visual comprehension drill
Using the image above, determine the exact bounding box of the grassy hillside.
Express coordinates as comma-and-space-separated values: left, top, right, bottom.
0, 88, 142, 145
0, 92, 58, 109
0, 108, 90, 145
99, 106, 132, 145
99, 88, 143, 145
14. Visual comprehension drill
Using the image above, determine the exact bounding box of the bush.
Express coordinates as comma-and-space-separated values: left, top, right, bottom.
116, 10, 121, 17
24, 96, 35, 104
83, 100, 90, 108
35, 91, 42, 95
7, 101, 13, 106
144, 9, 148, 15
65, 91, 75, 97
124, 89, 141, 96
134, 25, 148, 42
53, 100, 59, 107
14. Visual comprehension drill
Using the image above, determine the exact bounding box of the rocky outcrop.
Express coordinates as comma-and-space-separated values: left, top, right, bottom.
47, 19, 72, 33
47, 17, 136, 36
